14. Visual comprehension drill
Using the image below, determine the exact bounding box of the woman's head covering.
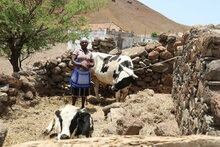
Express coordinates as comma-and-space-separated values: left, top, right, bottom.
80, 37, 89, 43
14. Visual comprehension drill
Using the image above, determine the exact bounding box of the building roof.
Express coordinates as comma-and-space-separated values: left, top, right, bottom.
87, 22, 122, 31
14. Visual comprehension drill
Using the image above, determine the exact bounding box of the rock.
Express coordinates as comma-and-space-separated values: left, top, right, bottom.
0, 121, 7, 147
12, 72, 20, 79
121, 47, 147, 58
205, 59, 220, 81
152, 63, 169, 73
58, 62, 67, 68
0, 75, 22, 89
132, 57, 140, 63
0, 103, 7, 115
102, 103, 122, 118
167, 35, 176, 44
210, 92, 220, 125
109, 49, 122, 55
51, 66, 62, 74
161, 74, 172, 86
116, 116, 144, 135
33, 61, 45, 69
158, 33, 168, 45
0, 84, 9, 92
0, 92, 8, 102
107, 108, 126, 123
145, 43, 156, 53
46, 59, 58, 69
51, 75, 64, 83
23, 91, 34, 100
148, 51, 159, 60
160, 50, 173, 60
197, 34, 220, 58
155, 46, 166, 53
154, 120, 180, 136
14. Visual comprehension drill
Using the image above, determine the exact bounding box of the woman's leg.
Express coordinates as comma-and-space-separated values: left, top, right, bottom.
72, 96, 77, 105
81, 96, 86, 108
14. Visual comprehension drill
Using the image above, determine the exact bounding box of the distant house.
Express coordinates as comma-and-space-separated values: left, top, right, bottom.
67, 22, 157, 50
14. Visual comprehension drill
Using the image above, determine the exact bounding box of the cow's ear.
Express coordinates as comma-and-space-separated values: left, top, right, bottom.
55, 110, 61, 117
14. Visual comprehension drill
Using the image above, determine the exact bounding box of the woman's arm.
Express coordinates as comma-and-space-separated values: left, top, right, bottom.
71, 54, 89, 69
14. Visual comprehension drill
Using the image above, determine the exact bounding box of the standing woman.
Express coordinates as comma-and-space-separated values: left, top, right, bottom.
70, 37, 94, 108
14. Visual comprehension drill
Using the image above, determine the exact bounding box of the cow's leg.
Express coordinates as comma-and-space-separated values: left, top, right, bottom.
93, 78, 100, 99
121, 87, 129, 102
115, 90, 121, 102
44, 118, 55, 135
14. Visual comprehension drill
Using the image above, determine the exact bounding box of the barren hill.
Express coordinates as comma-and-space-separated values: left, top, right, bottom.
88, 0, 189, 34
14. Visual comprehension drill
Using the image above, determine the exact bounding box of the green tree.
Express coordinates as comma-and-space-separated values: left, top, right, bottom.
151, 32, 158, 38
0, 0, 108, 72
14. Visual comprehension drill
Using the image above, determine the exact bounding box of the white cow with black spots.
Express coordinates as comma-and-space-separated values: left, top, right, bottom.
91, 52, 138, 102
44, 105, 93, 140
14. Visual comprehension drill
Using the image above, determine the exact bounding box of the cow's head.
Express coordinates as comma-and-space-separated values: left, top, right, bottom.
56, 105, 79, 140
112, 64, 138, 92
112, 76, 137, 92
52, 106, 93, 140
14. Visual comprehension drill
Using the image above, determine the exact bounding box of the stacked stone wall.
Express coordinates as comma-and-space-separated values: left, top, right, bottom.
172, 27, 220, 135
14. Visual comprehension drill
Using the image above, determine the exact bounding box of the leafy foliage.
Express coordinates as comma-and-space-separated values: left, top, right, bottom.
0, 0, 108, 71
151, 32, 158, 38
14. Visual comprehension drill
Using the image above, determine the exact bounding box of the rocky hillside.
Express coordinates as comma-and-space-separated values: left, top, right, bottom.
88, 0, 189, 34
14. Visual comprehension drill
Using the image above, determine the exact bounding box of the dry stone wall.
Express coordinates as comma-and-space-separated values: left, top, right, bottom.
1, 34, 181, 103
92, 38, 116, 53
172, 27, 220, 135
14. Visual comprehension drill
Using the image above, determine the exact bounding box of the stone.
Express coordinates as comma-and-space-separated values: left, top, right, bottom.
116, 116, 144, 135
121, 47, 147, 58
109, 49, 122, 55
102, 103, 122, 118
160, 50, 173, 60
51, 75, 63, 83
0, 74, 22, 89
145, 43, 156, 53
205, 59, 220, 81
148, 50, 159, 60
51, 66, 62, 74
155, 46, 166, 53
23, 91, 34, 100
107, 108, 126, 123
154, 120, 180, 136
210, 92, 220, 125
152, 63, 169, 73
0, 120, 7, 147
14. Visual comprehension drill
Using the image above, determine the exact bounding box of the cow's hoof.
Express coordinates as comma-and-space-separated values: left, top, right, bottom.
43, 130, 49, 135
78, 135, 86, 138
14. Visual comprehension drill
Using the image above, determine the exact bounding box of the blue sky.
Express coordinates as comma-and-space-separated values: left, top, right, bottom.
138, 0, 220, 26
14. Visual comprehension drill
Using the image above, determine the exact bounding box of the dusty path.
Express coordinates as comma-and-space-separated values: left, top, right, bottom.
0, 43, 67, 75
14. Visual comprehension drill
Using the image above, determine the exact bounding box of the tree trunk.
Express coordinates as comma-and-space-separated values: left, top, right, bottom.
10, 48, 21, 72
